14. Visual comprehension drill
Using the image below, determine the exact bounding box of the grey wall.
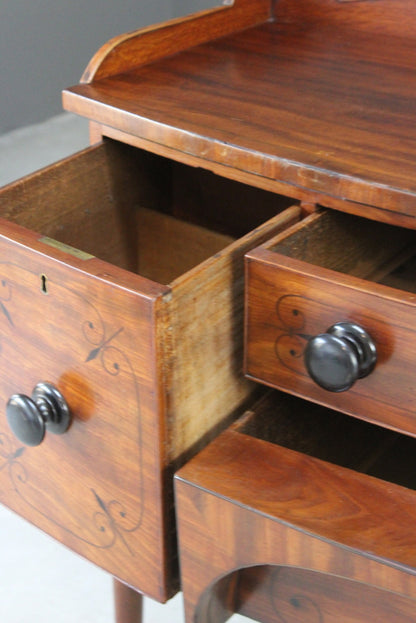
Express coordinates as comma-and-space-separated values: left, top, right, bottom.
0, 0, 218, 134
173, 0, 221, 14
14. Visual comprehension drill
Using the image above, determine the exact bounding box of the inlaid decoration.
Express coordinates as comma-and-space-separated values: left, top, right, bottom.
0, 260, 144, 555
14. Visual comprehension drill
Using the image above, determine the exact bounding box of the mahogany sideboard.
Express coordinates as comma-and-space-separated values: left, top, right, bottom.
2, 0, 416, 621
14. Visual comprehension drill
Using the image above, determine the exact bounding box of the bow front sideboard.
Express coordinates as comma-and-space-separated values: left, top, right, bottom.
2, 1, 416, 621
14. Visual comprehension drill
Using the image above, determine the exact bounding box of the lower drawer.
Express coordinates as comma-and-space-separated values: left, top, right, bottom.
0, 137, 297, 599
176, 390, 416, 621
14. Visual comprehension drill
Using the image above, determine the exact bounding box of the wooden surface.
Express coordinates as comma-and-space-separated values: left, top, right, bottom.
0, 222, 168, 598
5, 1, 416, 616
0, 136, 298, 599
0, 143, 175, 599
113, 580, 143, 623
245, 209, 416, 437
63, 0, 416, 225
175, 391, 416, 622
165, 205, 300, 464
274, 0, 416, 39
81, 0, 272, 82
236, 566, 416, 623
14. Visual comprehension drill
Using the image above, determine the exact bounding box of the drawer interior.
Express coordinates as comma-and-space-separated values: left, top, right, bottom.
267, 210, 416, 292
238, 390, 416, 490
0, 138, 293, 283
0, 137, 302, 465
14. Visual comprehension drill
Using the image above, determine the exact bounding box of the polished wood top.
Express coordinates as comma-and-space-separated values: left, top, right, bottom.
63, 1, 416, 223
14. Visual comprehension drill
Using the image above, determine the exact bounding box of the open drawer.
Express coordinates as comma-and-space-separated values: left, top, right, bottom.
175, 390, 416, 622
245, 209, 416, 437
0, 137, 298, 600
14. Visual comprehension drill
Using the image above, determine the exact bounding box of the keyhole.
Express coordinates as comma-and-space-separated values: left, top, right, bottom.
40, 274, 48, 294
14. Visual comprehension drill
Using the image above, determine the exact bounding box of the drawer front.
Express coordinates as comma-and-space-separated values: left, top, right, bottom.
245, 211, 416, 437
176, 390, 416, 621
0, 231, 168, 599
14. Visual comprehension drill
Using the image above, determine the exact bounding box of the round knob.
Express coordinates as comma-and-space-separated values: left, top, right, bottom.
304, 322, 377, 392
6, 382, 70, 446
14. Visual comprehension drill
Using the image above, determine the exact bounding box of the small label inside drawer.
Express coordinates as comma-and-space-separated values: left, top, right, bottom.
39, 237, 95, 260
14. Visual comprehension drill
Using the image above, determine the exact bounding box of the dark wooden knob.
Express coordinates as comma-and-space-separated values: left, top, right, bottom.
6, 382, 71, 446
304, 322, 377, 392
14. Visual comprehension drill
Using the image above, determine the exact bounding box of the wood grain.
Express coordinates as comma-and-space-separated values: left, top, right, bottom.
81, 0, 272, 82
0, 136, 297, 599
7, 2, 416, 614
245, 210, 416, 437
91, 123, 416, 228
113, 580, 142, 623
274, 0, 416, 39
0, 226, 168, 599
237, 566, 416, 623
166, 206, 301, 463
63, 2, 416, 224
175, 391, 416, 622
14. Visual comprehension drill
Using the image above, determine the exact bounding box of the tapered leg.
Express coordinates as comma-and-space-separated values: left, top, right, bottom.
113, 579, 143, 623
